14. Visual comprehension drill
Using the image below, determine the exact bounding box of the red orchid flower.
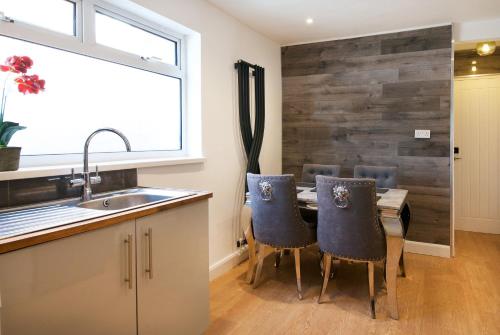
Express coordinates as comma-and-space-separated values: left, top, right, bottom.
0, 56, 33, 74
15, 74, 45, 94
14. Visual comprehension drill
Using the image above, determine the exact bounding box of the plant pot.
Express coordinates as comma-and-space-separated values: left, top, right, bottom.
0, 147, 21, 171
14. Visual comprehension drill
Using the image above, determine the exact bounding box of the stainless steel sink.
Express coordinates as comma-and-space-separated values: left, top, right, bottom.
0, 188, 194, 240
78, 192, 175, 211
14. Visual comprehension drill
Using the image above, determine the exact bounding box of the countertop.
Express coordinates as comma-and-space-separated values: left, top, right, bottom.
0, 190, 212, 254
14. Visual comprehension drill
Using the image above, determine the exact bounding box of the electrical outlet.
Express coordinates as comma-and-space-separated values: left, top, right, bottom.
415, 129, 431, 139
236, 237, 247, 248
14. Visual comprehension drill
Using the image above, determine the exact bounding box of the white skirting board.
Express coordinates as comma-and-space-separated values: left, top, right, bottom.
210, 240, 452, 281
210, 241, 452, 280
404, 240, 451, 258
209, 248, 249, 281
455, 217, 500, 234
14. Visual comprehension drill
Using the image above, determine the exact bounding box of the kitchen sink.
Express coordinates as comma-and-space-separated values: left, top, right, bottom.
0, 188, 194, 240
78, 191, 176, 211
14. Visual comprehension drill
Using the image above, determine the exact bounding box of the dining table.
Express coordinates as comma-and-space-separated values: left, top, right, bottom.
241, 183, 409, 320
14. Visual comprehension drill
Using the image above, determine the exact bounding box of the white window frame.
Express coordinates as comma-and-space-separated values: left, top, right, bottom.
0, 0, 188, 167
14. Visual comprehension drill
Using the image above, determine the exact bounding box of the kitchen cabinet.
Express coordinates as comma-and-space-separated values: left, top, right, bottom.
0, 199, 209, 335
0, 220, 137, 335
137, 200, 209, 335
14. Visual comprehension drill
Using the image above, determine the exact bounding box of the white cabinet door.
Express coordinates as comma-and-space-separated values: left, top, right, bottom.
0, 220, 137, 335
136, 200, 209, 335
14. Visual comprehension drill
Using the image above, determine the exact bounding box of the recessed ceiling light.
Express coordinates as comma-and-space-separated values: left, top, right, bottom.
306, 18, 314, 25
476, 41, 496, 56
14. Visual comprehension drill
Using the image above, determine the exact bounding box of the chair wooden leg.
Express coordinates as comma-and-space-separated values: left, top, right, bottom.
330, 257, 336, 279
294, 248, 303, 300
319, 251, 324, 277
253, 245, 271, 289
274, 249, 281, 268
244, 225, 256, 284
368, 262, 376, 319
383, 260, 387, 285
399, 251, 406, 277
318, 254, 332, 304
318, 250, 324, 274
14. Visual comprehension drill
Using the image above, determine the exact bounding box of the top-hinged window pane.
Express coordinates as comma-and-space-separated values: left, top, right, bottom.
0, 0, 76, 36
95, 11, 177, 66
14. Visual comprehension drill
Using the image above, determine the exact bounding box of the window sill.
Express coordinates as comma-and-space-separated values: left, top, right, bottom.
0, 156, 206, 181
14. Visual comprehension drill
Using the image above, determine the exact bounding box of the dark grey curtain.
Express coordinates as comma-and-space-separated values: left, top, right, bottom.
235, 60, 265, 192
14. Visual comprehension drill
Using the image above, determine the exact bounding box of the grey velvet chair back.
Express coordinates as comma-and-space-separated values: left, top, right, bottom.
302, 164, 341, 183
316, 176, 386, 261
353, 165, 398, 189
247, 173, 316, 248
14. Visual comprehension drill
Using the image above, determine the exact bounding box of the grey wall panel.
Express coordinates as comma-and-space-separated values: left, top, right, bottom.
282, 25, 452, 245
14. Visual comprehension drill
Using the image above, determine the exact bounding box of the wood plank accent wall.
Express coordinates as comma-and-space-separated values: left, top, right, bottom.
282, 26, 452, 245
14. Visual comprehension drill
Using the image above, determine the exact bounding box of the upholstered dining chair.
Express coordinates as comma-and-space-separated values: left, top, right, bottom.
302, 164, 341, 183
353, 165, 398, 189
353, 165, 408, 277
247, 173, 317, 299
316, 176, 386, 318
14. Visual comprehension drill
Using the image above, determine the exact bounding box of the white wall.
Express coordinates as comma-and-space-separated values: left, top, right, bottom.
130, 0, 282, 276
455, 17, 500, 42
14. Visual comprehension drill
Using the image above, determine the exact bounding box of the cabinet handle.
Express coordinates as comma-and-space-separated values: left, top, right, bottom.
124, 234, 133, 289
145, 228, 153, 279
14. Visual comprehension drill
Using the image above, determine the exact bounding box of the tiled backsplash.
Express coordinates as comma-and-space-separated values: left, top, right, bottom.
0, 169, 137, 209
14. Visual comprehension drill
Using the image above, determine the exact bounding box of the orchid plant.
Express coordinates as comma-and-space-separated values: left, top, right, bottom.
0, 55, 45, 148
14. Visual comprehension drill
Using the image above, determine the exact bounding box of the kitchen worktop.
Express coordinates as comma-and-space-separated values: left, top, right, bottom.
0, 189, 212, 254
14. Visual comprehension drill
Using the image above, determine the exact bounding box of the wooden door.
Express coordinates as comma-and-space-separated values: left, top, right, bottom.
136, 201, 209, 335
0, 220, 137, 335
454, 75, 500, 234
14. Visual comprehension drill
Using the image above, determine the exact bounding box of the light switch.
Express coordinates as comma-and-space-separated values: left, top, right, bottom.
415, 129, 431, 139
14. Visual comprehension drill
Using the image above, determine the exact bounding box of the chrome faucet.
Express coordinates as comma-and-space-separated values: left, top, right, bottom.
70, 128, 131, 201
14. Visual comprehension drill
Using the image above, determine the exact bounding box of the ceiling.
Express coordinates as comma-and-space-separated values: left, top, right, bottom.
207, 0, 500, 45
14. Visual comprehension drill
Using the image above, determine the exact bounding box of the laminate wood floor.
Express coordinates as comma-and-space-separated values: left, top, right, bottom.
206, 231, 500, 335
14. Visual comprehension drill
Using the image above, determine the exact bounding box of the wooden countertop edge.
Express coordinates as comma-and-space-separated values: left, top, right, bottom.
0, 191, 213, 254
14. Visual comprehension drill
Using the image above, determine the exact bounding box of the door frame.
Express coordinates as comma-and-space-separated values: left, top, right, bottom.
450, 33, 455, 257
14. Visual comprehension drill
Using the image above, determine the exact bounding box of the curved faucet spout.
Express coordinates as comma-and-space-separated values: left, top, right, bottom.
83, 128, 132, 173
79, 128, 131, 201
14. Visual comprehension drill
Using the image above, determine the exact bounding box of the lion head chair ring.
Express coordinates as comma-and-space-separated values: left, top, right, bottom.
332, 184, 350, 208
259, 180, 273, 201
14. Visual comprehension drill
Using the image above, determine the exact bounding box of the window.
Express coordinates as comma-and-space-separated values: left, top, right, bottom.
0, 0, 186, 166
1, 35, 181, 155
95, 11, 177, 66
0, 0, 76, 36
